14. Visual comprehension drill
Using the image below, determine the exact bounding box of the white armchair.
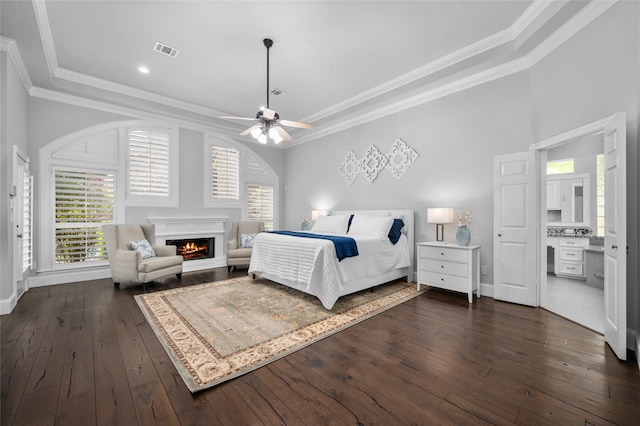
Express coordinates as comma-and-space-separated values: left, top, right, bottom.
227, 221, 264, 272
102, 224, 183, 288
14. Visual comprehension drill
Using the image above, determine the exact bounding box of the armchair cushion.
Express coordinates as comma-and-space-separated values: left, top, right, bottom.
138, 255, 184, 273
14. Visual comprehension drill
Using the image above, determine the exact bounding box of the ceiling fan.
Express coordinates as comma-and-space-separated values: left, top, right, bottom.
220, 38, 313, 144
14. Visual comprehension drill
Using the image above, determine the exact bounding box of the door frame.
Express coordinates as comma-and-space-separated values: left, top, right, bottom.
530, 112, 626, 354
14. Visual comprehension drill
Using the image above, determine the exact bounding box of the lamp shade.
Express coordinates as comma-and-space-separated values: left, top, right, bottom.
311, 210, 328, 220
427, 208, 454, 224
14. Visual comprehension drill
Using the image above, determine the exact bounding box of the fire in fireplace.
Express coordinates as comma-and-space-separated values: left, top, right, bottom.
166, 238, 215, 261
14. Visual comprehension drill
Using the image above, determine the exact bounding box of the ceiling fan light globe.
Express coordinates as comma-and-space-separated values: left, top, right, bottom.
268, 128, 279, 138
258, 134, 268, 144
272, 134, 283, 144
250, 128, 262, 138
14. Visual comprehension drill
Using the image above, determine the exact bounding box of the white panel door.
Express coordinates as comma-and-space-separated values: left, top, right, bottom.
603, 113, 626, 360
13, 147, 32, 300
493, 151, 538, 306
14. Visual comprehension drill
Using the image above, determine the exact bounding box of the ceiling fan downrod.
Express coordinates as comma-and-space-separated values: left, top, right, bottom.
264, 38, 273, 110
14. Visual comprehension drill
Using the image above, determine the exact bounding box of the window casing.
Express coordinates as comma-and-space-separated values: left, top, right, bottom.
247, 184, 274, 231
205, 137, 278, 228
54, 167, 116, 266
126, 127, 178, 206
209, 145, 240, 203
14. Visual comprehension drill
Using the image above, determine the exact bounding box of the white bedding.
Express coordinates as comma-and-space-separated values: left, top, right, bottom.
248, 232, 410, 309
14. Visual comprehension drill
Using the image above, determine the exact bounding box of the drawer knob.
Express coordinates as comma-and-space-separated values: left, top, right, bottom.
440, 278, 445, 281
611, 245, 618, 250
440, 252, 445, 256
440, 265, 445, 269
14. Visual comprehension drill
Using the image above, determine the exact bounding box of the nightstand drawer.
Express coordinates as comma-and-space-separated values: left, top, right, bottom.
419, 246, 468, 263
421, 272, 468, 292
421, 259, 469, 278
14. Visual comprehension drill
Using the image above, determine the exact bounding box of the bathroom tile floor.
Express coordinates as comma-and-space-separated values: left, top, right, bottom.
545, 273, 604, 334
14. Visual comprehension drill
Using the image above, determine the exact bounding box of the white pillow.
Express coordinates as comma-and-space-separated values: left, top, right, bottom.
310, 214, 350, 234
348, 215, 394, 239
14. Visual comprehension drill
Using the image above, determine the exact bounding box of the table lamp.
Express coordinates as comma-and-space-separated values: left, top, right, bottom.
427, 208, 454, 243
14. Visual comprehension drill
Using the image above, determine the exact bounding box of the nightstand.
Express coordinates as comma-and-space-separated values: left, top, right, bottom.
416, 242, 481, 303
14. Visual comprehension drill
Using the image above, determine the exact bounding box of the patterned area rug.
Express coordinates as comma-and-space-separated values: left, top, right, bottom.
135, 276, 424, 392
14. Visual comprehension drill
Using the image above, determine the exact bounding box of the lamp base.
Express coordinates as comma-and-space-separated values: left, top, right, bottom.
429, 240, 447, 245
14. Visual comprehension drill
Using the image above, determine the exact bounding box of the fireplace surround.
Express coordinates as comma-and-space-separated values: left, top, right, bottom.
147, 216, 228, 272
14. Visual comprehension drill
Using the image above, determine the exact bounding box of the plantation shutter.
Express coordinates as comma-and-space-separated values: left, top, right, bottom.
211, 145, 239, 200
247, 184, 274, 231
21, 169, 33, 272
128, 129, 170, 196
54, 168, 115, 264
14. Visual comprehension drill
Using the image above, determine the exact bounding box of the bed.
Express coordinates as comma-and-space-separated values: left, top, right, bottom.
248, 209, 414, 309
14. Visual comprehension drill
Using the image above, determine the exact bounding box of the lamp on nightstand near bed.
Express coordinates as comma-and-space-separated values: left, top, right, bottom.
427, 208, 453, 243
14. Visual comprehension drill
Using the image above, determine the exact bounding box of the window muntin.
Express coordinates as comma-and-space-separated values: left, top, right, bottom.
54, 168, 115, 265
210, 145, 240, 200
247, 184, 274, 231
20, 167, 33, 272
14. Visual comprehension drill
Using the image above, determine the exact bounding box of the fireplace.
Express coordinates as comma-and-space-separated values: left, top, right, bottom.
147, 216, 227, 273
166, 238, 215, 261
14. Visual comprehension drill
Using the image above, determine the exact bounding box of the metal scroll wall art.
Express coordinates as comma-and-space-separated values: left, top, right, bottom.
338, 138, 418, 185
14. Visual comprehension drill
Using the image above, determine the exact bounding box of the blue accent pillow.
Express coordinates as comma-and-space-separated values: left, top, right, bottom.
129, 239, 156, 259
240, 233, 258, 248
388, 218, 405, 245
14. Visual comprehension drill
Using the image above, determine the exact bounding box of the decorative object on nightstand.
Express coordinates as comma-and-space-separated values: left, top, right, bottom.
416, 242, 481, 303
299, 215, 311, 231
455, 210, 472, 246
427, 208, 453, 243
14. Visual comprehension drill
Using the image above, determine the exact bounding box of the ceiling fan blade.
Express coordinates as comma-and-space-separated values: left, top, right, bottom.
220, 115, 257, 122
240, 124, 261, 136
280, 119, 313, 130
274, 126, 293, 142
262, 108, 276, 120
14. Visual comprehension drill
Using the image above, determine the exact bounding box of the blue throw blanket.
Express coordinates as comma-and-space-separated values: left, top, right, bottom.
269, 231, 359, 261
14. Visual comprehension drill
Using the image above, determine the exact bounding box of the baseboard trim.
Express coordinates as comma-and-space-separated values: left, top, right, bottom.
30, 268, 111, 287
0, 294, 17, 315
628, 329, 640, 370
479, 282, 494, 298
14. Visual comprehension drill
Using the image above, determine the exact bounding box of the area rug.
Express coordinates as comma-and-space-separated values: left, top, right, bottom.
135, 276, 424, 392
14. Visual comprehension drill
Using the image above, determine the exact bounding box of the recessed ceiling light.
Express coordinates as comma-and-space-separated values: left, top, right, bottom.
138, 66, 150, 74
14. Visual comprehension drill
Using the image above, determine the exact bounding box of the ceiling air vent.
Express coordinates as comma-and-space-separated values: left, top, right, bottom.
270, 88, 286, 98
154, 41, 179, 58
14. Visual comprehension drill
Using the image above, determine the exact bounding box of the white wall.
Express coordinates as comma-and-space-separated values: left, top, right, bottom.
0, 51, 29, 311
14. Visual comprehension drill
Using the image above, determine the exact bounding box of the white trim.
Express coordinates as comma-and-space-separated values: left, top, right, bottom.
54, 67, 227, 118
32, 0, 57, 81
19, 0, 615, 148
29, 267, 111, 287
0, 294, 17, 315
0, 36, 33, 90
479, 282, 494, 298
632, 330, 640, 369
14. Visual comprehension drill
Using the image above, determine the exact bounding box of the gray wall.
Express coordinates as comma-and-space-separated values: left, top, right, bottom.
27, 97, 287, 275
285, 2, 639, 335
1, 51, 29, 304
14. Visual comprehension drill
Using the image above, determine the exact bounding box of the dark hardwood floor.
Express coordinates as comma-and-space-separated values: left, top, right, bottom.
2, 268, 639, 425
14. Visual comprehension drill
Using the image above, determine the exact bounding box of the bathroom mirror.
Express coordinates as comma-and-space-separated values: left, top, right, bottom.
546, 173, 590, 226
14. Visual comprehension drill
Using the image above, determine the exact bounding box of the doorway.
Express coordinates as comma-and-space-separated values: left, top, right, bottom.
543, 133, 605, 333
531, 112, 627, 360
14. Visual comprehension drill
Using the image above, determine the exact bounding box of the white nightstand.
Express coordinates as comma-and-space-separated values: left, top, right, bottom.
416, 242, 481, 303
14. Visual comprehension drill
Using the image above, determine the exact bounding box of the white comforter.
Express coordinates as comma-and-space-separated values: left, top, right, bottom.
248, 232, 410, 309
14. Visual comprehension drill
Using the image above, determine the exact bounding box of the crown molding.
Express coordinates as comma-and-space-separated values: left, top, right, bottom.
28, 86, 241, 140
293, 0, 616, 146
527, 0, 617, 66
21, 0, 616, 149
0, 36, 33, 90
300, 0, 556, 124
53, 67, 227, 118
32, 0, 56, 81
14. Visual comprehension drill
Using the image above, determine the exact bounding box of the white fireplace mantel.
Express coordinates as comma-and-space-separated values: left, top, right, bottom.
147, 216, 228, 272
